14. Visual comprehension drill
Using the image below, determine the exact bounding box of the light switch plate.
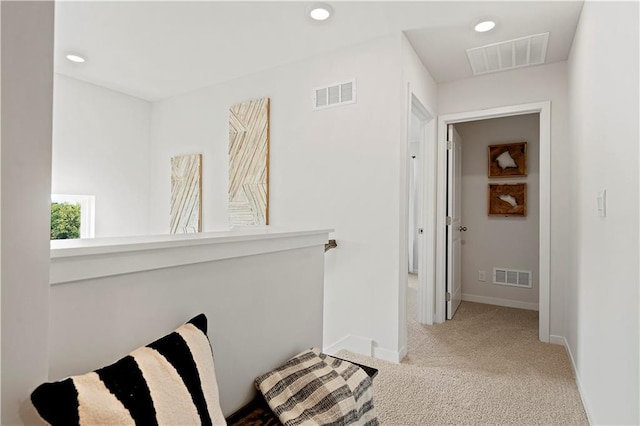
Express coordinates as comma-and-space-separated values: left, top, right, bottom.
597, 190, 607, 218
478, 270, 486, 282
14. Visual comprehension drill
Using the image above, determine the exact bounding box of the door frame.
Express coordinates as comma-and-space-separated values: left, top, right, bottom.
400, 86, 436, 360
409, 94, 435, 327
435, 101, 551, 342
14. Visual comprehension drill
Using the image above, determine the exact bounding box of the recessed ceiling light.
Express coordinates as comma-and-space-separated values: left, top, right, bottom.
309, 3, 332, 21
66, 54, 86, 63
474, 21, 496, 33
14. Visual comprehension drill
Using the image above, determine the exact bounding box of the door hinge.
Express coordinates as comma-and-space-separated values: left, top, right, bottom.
446, 140, 452, 150
446, 216, 452, 226
446, 292, 452, 302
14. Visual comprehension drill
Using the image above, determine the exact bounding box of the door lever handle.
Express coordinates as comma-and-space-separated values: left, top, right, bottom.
458, 226, 467, 232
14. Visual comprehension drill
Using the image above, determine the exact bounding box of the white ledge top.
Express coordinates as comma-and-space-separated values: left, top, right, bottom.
51, 227, 333, 258
50, 227, 333, 285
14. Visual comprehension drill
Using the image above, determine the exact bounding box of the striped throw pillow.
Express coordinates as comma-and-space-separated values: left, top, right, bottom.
31, 314, 226, 426
255, 348, 378, 426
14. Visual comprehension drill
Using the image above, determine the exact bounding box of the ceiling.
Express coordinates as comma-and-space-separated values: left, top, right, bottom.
54, 1, 584, 102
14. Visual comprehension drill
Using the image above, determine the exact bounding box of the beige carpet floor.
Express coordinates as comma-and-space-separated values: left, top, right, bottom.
337, 275, 589, 425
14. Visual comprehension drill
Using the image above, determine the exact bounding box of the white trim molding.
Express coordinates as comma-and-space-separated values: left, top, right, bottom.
436, 101, 552, 343
50, 227, 332, 285
399, 85, 437, 367
549, 335, 565, 346
412, 94, 437, 328
324, 334, 373, 358
372, 345, 402, 363
461, 293, 538, 312
323, 334, 403, 364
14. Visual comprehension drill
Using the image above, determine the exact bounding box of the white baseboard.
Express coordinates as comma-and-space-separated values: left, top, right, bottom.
373, 345, 402, 363
398, 345, 407, 362
562, 336, 595, 425
462, 293, 539, 311
324, 335, 402, 363
323, 334, 372, 357
549, 334, 565, 346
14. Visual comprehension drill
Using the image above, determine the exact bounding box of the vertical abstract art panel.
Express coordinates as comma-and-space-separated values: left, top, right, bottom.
170, 154, 202, 233
229, 97, 270, 226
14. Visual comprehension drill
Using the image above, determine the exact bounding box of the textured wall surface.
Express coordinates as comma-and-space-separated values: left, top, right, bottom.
170, 154, 202, 233
228, 97, 269, 226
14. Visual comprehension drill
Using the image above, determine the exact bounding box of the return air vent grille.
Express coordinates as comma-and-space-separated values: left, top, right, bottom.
314, 79, 356, 110
467, 33, 549, 76
493, 268, 532, 288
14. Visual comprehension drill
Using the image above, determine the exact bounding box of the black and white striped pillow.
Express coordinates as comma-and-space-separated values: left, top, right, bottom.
255, 348, 378, 426
31, 314, 226, 426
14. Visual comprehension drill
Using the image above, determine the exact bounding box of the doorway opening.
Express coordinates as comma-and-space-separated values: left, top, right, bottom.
407, 104, 425, 329
445, 115, 541, 320
435, 102, 551, 342
404, 92, 436, 349
408, 110, 422, 276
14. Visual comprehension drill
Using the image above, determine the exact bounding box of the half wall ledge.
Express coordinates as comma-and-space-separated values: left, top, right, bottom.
50, 227, 334, 285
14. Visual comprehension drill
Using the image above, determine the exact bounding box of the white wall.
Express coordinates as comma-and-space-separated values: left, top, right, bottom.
566, 2, 639, 424
1, 2, 54, 424
52, 74, 151, 238
438, 62, 569, 338
455, 114, 539, 309
401, 35, 438, 115
49, 242, 325, 416
150, 35, 410, 359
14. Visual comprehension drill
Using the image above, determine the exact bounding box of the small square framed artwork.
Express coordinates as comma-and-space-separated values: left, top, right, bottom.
488, 183, 527, 217
488, 142, 527, 178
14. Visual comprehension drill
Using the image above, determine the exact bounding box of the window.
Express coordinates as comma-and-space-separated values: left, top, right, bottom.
50, 194, 95, 239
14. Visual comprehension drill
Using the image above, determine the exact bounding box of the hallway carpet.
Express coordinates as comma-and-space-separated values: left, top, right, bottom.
337, 276, 589, 425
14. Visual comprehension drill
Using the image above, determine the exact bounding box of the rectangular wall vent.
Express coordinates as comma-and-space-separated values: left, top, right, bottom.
314, 79, 356, 110
493, 267, 532, 288
467, 32, 549, 76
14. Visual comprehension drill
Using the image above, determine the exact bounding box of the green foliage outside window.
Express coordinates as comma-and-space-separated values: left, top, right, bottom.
51, 202, 81, 240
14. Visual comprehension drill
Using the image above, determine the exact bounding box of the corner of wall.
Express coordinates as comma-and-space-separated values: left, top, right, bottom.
324, 334, 373, 358
323, 334, 404, 364
372, 344, 403, 364
400, 31, 438, 114
548, 335, 565, 346
562, 337, 596, 425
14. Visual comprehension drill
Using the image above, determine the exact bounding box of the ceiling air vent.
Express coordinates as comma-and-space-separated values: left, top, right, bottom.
493, 267, 532, 288
467, 32, 549, 76
314, 79, 356, 110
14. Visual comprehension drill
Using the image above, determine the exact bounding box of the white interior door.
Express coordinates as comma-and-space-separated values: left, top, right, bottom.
446, 125, 463, 319
408, 113, 422, 275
